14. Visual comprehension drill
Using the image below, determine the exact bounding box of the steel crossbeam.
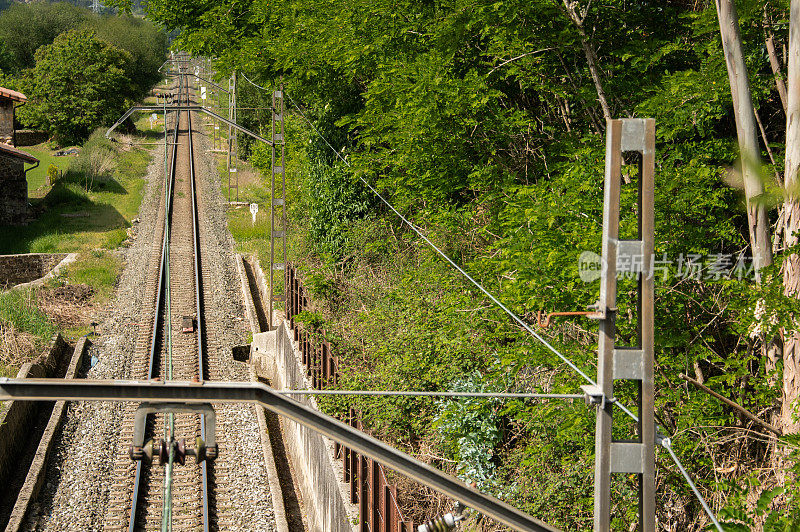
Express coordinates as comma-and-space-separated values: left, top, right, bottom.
0, 378, 559, 532
105, 106, 272, 147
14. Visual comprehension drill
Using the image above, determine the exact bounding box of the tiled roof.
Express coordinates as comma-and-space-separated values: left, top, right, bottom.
0, 143, 38, 163
0, 86, 27, 102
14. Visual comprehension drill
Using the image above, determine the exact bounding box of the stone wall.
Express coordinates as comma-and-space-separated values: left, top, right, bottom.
0, 254, 68, 288
0, 101, 12, 146
0, 334, 69, 494
0, 152, 27, 226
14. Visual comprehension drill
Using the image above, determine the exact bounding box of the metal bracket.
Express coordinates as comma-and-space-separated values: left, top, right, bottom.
580, 384, 606, 409
129, 402, 217, 462
536, 301, 606, 328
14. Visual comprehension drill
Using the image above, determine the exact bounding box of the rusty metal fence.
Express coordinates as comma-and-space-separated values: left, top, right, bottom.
286, 263, 419, 532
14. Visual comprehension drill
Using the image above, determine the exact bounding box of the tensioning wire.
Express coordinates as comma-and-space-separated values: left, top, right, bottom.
241, 75, 722, 527
281, 87, 727, 529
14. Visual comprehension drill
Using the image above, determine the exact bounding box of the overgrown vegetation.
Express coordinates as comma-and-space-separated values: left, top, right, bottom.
121, 0, 800, 529
0, 288, 57, 377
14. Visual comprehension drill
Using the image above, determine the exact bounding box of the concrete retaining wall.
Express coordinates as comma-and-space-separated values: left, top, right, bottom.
4, 337, 89, 532
0, 334, 69, 491
253, 325, 356, 532
0, 253, 72, 288
242, 255, 355, 532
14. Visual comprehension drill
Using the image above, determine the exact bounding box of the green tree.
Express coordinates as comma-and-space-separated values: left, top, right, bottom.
0, 2, 87, 71
21, 29, 130, 145
86, 14, 168, 97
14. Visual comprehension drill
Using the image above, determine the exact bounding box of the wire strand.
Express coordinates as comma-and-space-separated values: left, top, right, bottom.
278, 390, 584, 399
238, 74, 723, 531
659, 437, 723, 532
240, 71, 272, 92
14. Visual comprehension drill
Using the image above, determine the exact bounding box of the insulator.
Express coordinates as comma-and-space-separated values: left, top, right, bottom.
418, 513, 458, 532
195, 436, 206, 463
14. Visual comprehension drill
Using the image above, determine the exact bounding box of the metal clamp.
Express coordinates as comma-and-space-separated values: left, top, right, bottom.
580, 384, 605, 408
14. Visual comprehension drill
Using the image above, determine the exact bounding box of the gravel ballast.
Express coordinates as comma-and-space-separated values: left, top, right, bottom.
24, 115, 278, 531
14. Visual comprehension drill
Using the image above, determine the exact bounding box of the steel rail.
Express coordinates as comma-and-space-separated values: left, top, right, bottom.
186, 83, 211, 532
130, 74, 183, 532
129, 72, 211, 532
0, 379, 561, 532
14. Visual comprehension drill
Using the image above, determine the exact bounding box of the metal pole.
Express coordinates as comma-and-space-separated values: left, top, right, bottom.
593, 118, 655, 532
227, 73, 233, 201
269, 83, 286, 329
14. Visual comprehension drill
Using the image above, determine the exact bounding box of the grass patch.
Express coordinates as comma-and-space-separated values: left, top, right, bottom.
19, 144, 74, 198
0, 133, 150, 254
0, 289, 57, 341
0, 288, 58, 377
216, 152, 274, 262
65, 250, 121, 305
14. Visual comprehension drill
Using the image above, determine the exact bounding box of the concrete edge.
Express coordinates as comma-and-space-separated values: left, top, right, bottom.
236, 253, 291, 532
276, 321, 359, 531
235, 254, 261, 335
248, 256, 357, 531
10, 253, 79, 291
4, 336, 89, 532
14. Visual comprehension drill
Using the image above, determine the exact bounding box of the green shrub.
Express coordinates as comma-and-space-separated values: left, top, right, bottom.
303, 161, 373, 260
0, 289, 56, 343
47, 163, 59, 185
66, 129, 117, 189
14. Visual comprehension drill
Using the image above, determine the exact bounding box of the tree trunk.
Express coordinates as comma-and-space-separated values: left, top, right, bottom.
562, 1, 612, 123
715, 0, 774, 277
782, 0, 800, 435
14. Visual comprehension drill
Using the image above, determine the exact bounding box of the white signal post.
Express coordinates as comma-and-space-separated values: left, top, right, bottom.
250, 202, 258, 226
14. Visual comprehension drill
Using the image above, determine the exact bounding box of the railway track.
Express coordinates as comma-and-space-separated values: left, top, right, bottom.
103, 67, 215, 532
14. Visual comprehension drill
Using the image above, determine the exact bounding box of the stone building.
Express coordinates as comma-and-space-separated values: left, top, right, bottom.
0, 143, 37, 225
0, 86, 37, 225
0, 86, 26, 147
